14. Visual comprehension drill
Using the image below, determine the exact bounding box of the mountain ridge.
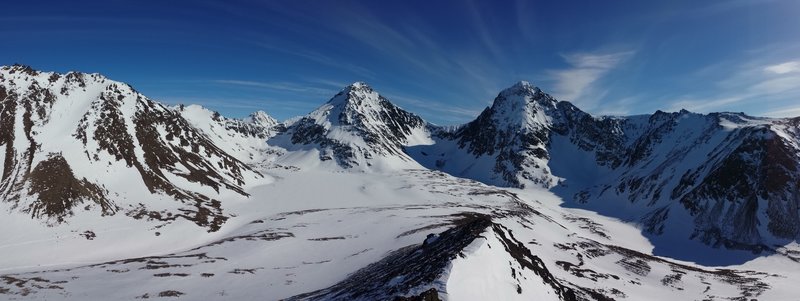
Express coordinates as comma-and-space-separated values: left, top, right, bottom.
0, 65, 269, 231
2, 64, 799, 258
2, 65, 800, 300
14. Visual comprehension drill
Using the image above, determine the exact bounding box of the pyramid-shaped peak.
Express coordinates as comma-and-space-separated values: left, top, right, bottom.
512, 80, 534, 89
327, 81, 382, 107
246, 110, 278, 127
338, 81, 376, 95
501, 81, 542, 95
250, 110, 271, 118
491, 81, 555, 111
348, 81, 371, 89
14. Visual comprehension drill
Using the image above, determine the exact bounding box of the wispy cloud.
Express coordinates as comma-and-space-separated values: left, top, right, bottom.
763, 106, 800, 118
549, 50, 635, 108
465, 0, 506, 62
749, 75, 800, 94
157, 96, 306, 110
594, 96, 641, 116
384, 93, 482, 124
252, 41, 376, 79
156, 95, 317, 118
211, 79, 337, 96
665, 57, 800, 114
764, 60, 800, 74
305, 4, 513, 113
666, 96, 747, 112
332, 11, 457, 79
690, 0, 787, 16
237, 1, 559, 121
304, 78, 349, 89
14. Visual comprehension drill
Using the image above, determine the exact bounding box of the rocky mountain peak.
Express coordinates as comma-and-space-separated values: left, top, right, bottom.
305, 81, 423, 131
245, 110, 278, 128
505, 80, 540, 93
493, 81, 556, 112
280, 82, 429, 169
325, 81, 381, 110
1, 64, 40, 76
346, 81, 371, 91
482, 81, 562, 133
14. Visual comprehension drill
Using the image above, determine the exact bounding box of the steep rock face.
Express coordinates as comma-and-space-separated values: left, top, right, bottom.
0, 65, 266, 231
452, 81, 563, 188
673, 117, 800, 247
568, 111, 800, 250
274, 82, 432, 170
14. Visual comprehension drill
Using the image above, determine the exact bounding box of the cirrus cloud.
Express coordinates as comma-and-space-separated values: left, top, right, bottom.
764, 61, 800, 74
548, 50, 635, 109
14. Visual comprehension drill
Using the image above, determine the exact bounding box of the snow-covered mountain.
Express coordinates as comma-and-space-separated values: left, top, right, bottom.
270, 82, 433, 171
2, 66, 800, 300
580, 111, 800, 257
177, 104, 283, 165
406, 81, 800, 257
0, 65, 268, 231
409, 81, 573, 188
409, 81, 634, 189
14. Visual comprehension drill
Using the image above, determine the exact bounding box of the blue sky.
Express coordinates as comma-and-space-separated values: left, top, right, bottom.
2, 0, 799, 124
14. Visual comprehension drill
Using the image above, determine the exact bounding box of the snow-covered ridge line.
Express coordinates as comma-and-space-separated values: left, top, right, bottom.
0, 64, 272, 231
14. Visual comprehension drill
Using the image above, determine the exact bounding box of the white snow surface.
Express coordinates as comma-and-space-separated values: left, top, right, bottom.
2, 167, 796, 300
445, 229, 561, 301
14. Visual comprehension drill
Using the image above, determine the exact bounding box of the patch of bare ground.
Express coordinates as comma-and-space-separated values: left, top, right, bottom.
27, 153, 117, 222
307, 236, 346, 241
187, 230, 293, 251
158, 290, 184, 297
153, 273, 189, 277
228, 268, 263, 275
562, 214, 610, 239
0, 275, 64, 297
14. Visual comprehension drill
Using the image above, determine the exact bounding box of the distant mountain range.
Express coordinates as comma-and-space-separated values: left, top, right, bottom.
2, 64, 798, 250
2, 64, 799, 300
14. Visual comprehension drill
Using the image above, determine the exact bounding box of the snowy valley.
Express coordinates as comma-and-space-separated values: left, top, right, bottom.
1, 64, 799, 300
